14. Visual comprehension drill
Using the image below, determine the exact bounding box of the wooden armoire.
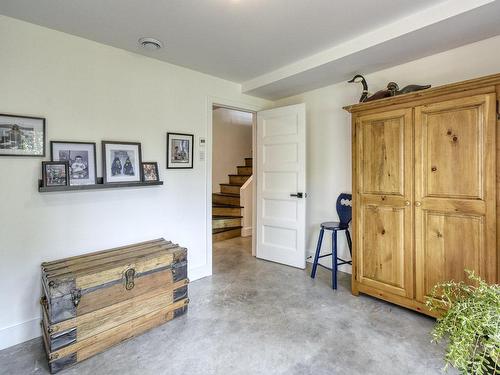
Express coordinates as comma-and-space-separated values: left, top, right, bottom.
344, 73, 500, 317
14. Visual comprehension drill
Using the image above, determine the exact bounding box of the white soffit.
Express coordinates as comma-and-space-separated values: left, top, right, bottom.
242, 0, 500, 99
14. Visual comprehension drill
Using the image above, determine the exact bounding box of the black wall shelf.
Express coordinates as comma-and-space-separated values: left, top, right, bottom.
38, 178, 163, 192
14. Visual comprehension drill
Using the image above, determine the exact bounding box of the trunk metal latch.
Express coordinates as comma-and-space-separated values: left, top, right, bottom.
125, 268, 136, 290
71, 289, 82, 307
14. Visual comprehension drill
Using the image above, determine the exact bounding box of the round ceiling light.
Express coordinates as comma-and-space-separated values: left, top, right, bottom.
138, 37, 163, 51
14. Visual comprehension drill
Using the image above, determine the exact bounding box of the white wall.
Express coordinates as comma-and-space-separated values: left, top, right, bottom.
0, 15, 270, 350
275, 34, 500, 273
211, 108, 253, 193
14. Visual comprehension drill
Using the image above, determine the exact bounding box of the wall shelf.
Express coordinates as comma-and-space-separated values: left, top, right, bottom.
38, 178, 163, 192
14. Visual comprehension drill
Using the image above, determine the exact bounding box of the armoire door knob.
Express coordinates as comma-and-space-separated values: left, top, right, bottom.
404, 201, 410, 206
415, 201, 422, 207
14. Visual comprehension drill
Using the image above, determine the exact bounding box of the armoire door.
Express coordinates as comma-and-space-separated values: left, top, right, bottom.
354, 108, 414, 298
415, 94, 497, 302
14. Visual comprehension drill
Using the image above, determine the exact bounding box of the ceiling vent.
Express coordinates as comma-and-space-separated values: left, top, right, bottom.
138, 37, 163, 51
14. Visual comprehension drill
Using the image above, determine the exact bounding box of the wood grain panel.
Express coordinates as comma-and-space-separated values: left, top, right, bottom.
425, 104, 482, 198
49, 298, 189, 361
355, 108, 413, 298
497, 85, 500, 282
421, 212, 482, 300
361, 206, 405, 291
361, 117, 403, 195
42, 239, 165, 269
415, 94, 497, 302
77, 268, 173, 316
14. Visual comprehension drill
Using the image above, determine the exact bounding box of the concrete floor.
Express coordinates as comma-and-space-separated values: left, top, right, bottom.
0, 236, 454, 375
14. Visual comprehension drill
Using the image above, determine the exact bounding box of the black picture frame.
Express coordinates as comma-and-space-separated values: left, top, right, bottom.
50, 141, 97, 186
166, 132, 194, 169
102, 141, 143, 184
0, 113, 46, 157
142, 162, 160, 182
42, 161, 69, 187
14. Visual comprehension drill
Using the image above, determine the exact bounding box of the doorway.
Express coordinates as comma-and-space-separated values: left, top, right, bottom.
206, 101, 307, 277
210, 105, 257, 267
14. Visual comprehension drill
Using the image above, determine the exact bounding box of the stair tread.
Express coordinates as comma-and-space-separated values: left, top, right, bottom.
236, 165, 252, 168
212, 192, 240, 197
220, 183, 244, 186
212, 204, 243, 208
213, 226, 243, 234
212, 215, 243, 219
228, 174, 251, 177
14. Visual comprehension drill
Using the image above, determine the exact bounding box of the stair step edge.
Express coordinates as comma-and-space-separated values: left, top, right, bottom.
213, 226, 243, 234
212, 193, 240, 197
212, 204, 243, 208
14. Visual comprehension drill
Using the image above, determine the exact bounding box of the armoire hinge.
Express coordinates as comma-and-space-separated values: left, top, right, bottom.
497, 100, 500, 120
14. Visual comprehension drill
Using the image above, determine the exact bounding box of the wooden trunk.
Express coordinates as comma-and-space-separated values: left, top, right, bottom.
40, 238, 189, 373
344, 73, 499, 316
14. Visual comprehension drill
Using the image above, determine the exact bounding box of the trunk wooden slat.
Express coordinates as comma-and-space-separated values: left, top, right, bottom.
40, 238, 189, 374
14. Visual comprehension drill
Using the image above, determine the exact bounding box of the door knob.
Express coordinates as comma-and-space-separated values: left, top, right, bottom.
290, 192, 304, 198
404, 201, 410, 206
415, 201, 422, 207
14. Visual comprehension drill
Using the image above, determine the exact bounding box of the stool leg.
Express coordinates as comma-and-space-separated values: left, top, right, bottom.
311, 228, 324, 279
332, 230, 338, 289
346, 229, 352, 257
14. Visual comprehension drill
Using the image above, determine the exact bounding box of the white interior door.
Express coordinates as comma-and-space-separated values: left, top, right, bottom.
256, 103, 306, 268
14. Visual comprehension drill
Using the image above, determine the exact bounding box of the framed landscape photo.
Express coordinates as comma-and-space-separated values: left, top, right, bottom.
51, 141, 97, 186
142, 162, 159, 182
167, 132, 193, 169
102, 141, 142, 184
42, 161, 69, 187
0, 114, 45, 157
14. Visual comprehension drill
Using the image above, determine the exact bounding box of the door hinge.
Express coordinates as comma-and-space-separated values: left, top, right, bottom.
497, 100, 500, 120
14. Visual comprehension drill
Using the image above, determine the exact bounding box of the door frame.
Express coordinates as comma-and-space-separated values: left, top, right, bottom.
206, 96, 266, 275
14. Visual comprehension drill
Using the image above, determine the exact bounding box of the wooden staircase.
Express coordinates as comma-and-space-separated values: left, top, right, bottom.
212, 157, 252, 242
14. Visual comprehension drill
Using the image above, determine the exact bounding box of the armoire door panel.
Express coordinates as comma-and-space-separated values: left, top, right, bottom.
424, 105, 482, 199
415, 93, 497, 302
361, 116, 404, 195
355, 108, 413, 298
418, 212, 483, 301
360, 206, 409, 296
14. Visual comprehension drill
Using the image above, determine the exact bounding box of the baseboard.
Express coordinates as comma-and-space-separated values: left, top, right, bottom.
0, 264, 212, 351
188, 264, 212, 282
241, 226, 252, 237
0, 317, 40, 351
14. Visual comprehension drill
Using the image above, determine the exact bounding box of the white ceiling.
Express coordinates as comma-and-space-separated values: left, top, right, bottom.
1, 0, 500, 99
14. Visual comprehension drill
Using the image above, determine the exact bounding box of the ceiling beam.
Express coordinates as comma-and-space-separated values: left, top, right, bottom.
242, 0, 495, 98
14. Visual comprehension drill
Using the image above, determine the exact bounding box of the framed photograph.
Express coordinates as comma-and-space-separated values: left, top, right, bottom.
42, 161, 69, 187
51, 141, 97, 186
102, 141, 142, 183
0, 114, 45, 157
142, 162, 159, 182
167, 133, 193, 169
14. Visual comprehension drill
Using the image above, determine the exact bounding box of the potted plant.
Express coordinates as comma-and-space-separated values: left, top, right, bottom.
426, 270, 499, 374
